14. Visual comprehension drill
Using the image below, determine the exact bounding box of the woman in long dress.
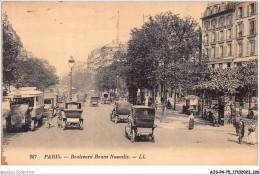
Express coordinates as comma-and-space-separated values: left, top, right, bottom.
188, 112, 194, 130
247, 122, 256, 145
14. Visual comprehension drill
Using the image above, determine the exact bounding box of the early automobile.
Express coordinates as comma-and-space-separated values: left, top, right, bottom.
90, 96, 100, 106
43, 92, 58, 118
6, 87, 45, 132
110, 101, 132, 123
62, 102, 83, 130
125, 106, 156, 143
101, 92, 110, 104
77, 93, 87, 106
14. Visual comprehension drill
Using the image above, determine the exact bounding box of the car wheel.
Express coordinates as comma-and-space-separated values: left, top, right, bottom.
131, 129, 135, 143
151, 134, 155, 143
30, 119, 35, 131
80, 122, 83, 130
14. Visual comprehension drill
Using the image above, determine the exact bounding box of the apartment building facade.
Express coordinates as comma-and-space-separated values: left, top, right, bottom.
201, 2, 258, 69
87, 43, 127, 74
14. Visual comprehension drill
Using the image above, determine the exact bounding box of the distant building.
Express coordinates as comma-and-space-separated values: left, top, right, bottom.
87, 42, 127, 74
201, 2, 258, 68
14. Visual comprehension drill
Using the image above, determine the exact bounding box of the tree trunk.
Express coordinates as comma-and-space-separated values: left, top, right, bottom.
248, 90, 252, 111
173, 89, 177, 110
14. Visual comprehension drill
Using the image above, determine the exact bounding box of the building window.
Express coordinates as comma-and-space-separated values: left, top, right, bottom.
227, 62, 231, 68
219, 17, 224, 26
250, 21, 255, 35
238, 23, 243, 37
205, 48, 209, 58
219, 63, 223, 69
220, 45, 224, 57
205, 34, 209, 43
228, 28, 232, 39
220, 31, 224, 40
236, 62, 242, 67
212, 64, 215, 68
250, 40, 255, 56
238, 7, 243, 18
212, 47, 215, 58
226, 15, 232, 24
212, 19, 216, 28
250, 3, 255, 15
227, 44, 232, 56
238, 43, 243, 57
205, 21, 209, 30
212, 32, 216, 42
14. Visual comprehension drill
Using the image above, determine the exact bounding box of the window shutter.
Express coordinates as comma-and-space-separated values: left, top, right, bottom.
247, 5, 249, 16
242, 7, 244, 18
247, 41, 249, 56
254, 3, 256, 15
216, 46, 219, 57
241, 43, 244, 57
254, 20, 256, 34
234, 43, 237, 57
242, 23, 244, 36
231, 28, 233, 39
224, 45, 227, 57
235, 25, 237, 38
209, 47, 211, 59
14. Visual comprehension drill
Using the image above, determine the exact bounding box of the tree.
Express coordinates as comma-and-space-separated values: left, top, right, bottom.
126, 12, 202, 105
94, 61, 127, 95
2, 19, 59, 90
236, 59, 258, 109
2, 20, 23, 88
18, 58, 59, 90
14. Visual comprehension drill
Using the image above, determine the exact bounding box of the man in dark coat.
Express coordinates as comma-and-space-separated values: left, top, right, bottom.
237, 119, 245, 144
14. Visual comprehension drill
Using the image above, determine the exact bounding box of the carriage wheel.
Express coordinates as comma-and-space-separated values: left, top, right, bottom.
30, 119, 35, 131
131, 128, 135, 143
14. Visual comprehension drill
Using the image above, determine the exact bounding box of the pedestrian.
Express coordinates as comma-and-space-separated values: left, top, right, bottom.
247, 121, 256, 145
188, 111, 194, 130
237, 119, 245, 144
247, 108, 254, 119
56, 107, 62, 128
212, 111, 220, 127
235, 112, 242, 136
46, 112, 52, 128
148, 97, 152, 107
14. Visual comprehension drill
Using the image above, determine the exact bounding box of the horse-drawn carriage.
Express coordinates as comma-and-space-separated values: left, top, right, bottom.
125, 106, 156, 143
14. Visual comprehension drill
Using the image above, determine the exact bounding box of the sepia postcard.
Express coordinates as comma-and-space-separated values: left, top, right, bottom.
1, 1, 259, 171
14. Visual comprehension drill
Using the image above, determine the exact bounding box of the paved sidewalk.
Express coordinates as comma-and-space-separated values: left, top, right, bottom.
154, 105, 258, 147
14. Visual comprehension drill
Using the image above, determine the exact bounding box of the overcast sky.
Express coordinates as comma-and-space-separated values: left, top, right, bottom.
2, 1, 208, 76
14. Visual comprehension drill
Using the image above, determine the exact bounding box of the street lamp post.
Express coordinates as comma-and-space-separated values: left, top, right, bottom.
68, 56, 75, 100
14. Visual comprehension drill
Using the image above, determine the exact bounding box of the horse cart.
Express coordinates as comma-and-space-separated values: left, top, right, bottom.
62, 102, 83, 130
125, 106, 156, 143
110, 101, 132, 123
